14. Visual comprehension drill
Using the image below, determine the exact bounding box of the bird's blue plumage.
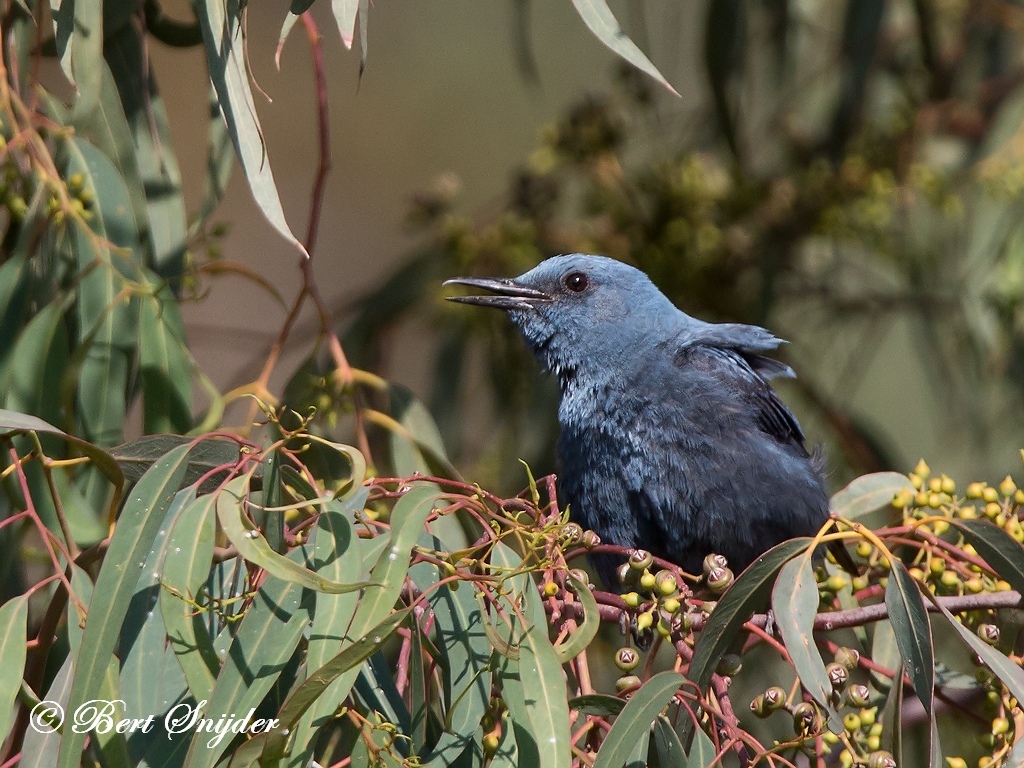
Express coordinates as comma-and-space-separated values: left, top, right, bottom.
445, 254, 833, 586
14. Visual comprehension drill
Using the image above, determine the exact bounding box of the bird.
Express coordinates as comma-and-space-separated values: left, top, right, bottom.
444, 254, 846, 588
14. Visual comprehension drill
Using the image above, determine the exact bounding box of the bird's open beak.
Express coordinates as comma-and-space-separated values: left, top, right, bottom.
443, 277, 551, 310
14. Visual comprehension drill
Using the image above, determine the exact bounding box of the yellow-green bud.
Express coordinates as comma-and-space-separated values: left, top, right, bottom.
929, 557, 946, 575
826, 573, 850, 592
843, 712, 861, 732
639, 570, 656, 591
959, 505, 977, 519
856, 541, 873, 558
1000, 476, 1017, 497
861, 707, 878, 727
636, 611, 654, 632
992, 717, 1010, 736
983, 487, 999, 503
662, 597, 681, 614
966, 482, 985, 499
941, 475, 956, 494
655, 570, 677, 596
543, 581, 559, 597
914, 459, 931, 479
622, 592, 641, 608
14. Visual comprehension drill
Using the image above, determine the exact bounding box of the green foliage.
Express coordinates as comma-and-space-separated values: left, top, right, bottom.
4, 2, 1024, 767
4, 409, 1024, 767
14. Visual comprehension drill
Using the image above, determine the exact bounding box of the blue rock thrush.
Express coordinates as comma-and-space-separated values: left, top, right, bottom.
445, 254, 845, 587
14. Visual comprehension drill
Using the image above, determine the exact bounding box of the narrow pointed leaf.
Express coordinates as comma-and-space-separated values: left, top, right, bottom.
161, 492, 220, 701
885, 562, 934, 720
931, 596, 1024, 705
332, 0, 359, 48
196, 0, 307, 255
951, 518, 1024, 595
517, 624, 571, 768
772, 553, 836, 719
570, 0, 678, 95
593, 672, 684, 768
0, 595, 29, 741
690, 538, 810, 689
56, 443, 192, 768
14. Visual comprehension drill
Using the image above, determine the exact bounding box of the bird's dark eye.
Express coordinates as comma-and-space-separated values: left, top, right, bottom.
564, 272, 588, 292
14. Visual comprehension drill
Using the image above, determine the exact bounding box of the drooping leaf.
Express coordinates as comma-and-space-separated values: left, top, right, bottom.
119, 488, 195, 764
0, 595, 29, 742
410, 535, 492, 768
570, 0, 678, 96
56, 443, 192, 768
191, 86, 235, 233
772, 553, 838, 723
286, 491, 367, 767
950, 518, 1024, 595
139, 291, 194, 434
52, 0, 102, 116
689, 537, 810, 690
830, 472, 914, 520
879, 660, 904, 762
885, 562, 934, 718
516, 624, 571, 768
160, 492, 220, 702
931, 596, 1024, 706
593, 672, 684, 768
196, 0, 307, 255
332, 0, 359, 48
650, 714, 685, 768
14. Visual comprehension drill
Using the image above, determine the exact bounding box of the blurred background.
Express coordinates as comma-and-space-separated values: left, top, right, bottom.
155, 0, 1024, 494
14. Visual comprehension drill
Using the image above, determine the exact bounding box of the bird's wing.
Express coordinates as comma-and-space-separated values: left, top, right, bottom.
674, 324, 805, 447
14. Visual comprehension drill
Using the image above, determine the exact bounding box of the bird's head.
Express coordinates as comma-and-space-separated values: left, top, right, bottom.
444, 254, 681, 381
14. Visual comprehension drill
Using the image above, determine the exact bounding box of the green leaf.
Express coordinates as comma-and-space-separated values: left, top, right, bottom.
950, 518, 1024, 595
119, 488, 195, 764
685, 723, 718, 767
217, 475, 371, 594
56, 443, 192, 768
411, 535, 492, 768
160, 492, 220, 701
2, 301, 72, 429
772, 553, 837, 722
196, 0, 307, 255
183, 550, 315, 768
52, 0, 103, 116
104, 22, 189, 279
593, 671, 684, 768
246, 606, 415, 766
191, 86, 235, 233
569, 0, 677, 95
689, 538, 810, 690
650, 715, 684, 768
830, 472, 914, 519
111, 434, 242, 490
879, 660, 904, 762
553, 574, 600, 663
884, 562, 934, 721
0, 410, 122, 493
387, 384, 459, 479
286, 492, 366, 766
139, 291, 193, 434
60, 135, 142, 458
18, 656, 71, 768
930, 596, 1024, 706
516, 624, 571, 768
0, 595, 29, 742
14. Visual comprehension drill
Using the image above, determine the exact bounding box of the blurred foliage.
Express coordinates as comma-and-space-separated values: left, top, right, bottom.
341, 0, 1024, 491
5, 1, 1024, 767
